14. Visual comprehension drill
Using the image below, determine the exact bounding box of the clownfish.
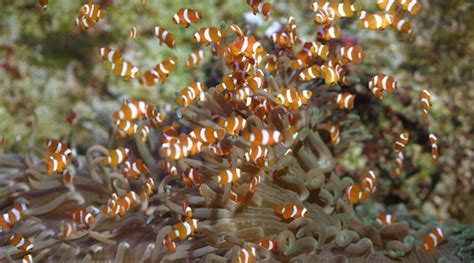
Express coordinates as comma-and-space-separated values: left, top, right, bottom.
274, 203, 308, 220
172, 8, 203, 28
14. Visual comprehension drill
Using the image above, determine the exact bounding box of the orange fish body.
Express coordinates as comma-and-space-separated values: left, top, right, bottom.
46, 152, 68, 175
234, 246, 257, 263
176, 82, 208, 108
247, 0, 271, 16
9, 234, 34, 252
75, 15, 95, 31
423, 227, 444, 253
419, 89, 431, 119
99, 47, 123, 63
340, 45, 366, 64
60, 221, 78, 240
154, 26, 176, 49
243, 128, 283, 146
376, 214, 396, 225
346, 184, 369, 204
67, 208, 95, 228
38, 0, 48, 10
182, 168, 202, 186
102, 147, 130, 167
106, 60, 141, 81
168, 218, 199, 240
186, 49, 204, 68
274, 203, 308, 220
393, 132, 409, 153
359, 11, 392, 30
172, 8, 203, 27
140, 178, 155, 201
214, 168, 241, 186
361, 170, 377, 193
399, 0, 422, 15
336, 92, 355, 110
80, 3, 106, 22
429, 134, 439, 162
258, 239, 278, 253
0, 203, 28, 232
46, 139, 73, 159
190, 126, 225, 145
194, 27, 226, 46
122, 159, 150, 179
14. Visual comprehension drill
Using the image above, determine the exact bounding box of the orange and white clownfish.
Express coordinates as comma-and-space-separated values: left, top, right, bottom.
258, 238, 278, 253
46, 152, 68, 175
218, 114, 247, 137
346, 184, 369, 205
46, 139, 73, 159
361, 170, 377, 193
233, 245, 257, 263
214, 168, 241, 186
9, 234, 34, 252
59, 221, 78, 240
0, 203, 28, 232
172, 8, 203, 28
80, 2, 106, 22
150, 56, 177, 84
114, 99, 147, 121
376, 214, 396, 225
22, 254, 33, 263
106, 60, 141, 81
193, 27, 226, 46
429, 133, 439, 162
358, 11, 392, 30
182, 168, 202, 186
38, 0, 48, 11
423, 227, 444, 253
243, 128, 283, 146
399, 0, 422, 15
102, 147, 130, 167
154, 26, 176, 49
274, 203, 308, 220
122, 159, 150, 179
176, 82, 208, 108
393, 132, 409, 153
129, 25, 138, 39
66, 208, 95, 228
340, 45, 366, 64
247, 0, 271, 16
419, 89, 431, 119
99, 47, 123, 63
376, 0, 400, 14
336, 92, 355, 110
75, 15, 95, 32
140, 178, 156, 201
186, 49, 204, 68
189, 126, 225, 145
167, 217, 199, 240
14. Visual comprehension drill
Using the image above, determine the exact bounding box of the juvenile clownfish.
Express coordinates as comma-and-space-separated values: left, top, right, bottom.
154, 26, 176, 49
102, 147, 130, 167
423, 227, 444, 253
214, 168, 241, 186
393, 132, 409, 153
9, 234, 34, 252
233, 245, 257, 263
194, 27, 226, 46
172, 8, 203, 28
186, 49, 204, 68
247, 0, 271, 17
274, 203, 308, 220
